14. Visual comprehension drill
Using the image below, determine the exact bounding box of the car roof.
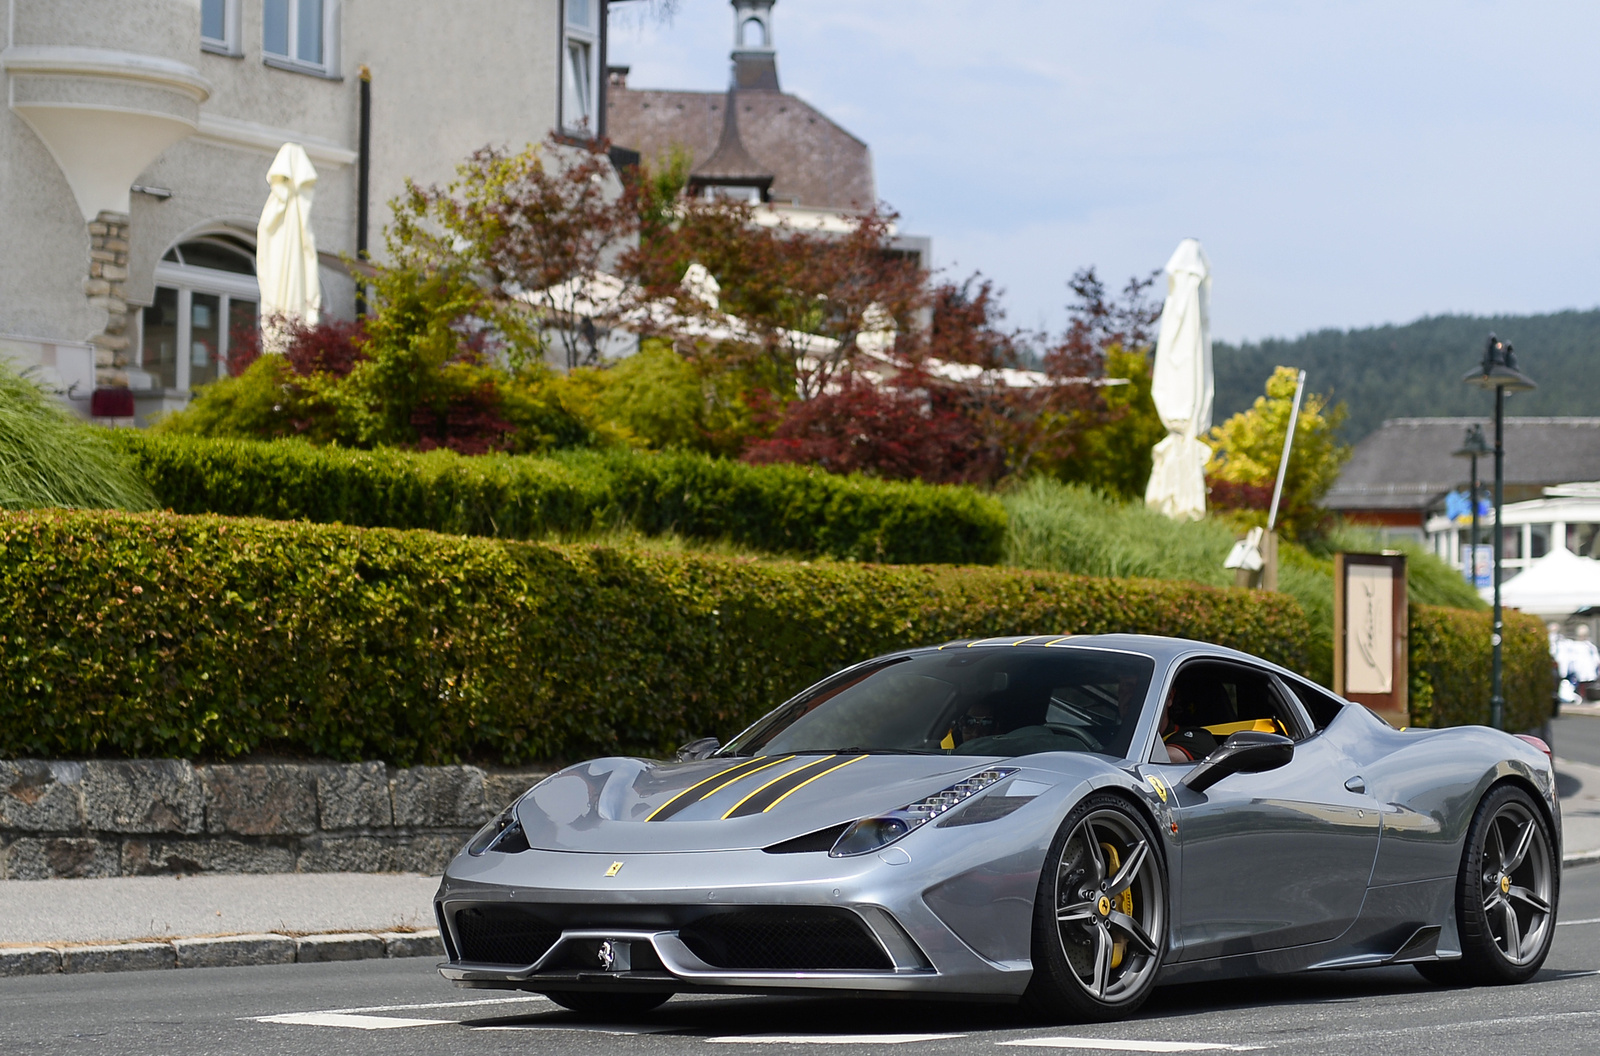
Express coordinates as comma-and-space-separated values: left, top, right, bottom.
917, 633, 1306, 682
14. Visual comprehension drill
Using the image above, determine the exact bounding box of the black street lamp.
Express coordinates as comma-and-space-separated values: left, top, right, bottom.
1452, 424, 1491, 587
1463, 334, 1536, 730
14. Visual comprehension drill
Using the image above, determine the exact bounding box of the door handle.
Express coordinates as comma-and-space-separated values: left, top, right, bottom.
1344, 776, 1366, 794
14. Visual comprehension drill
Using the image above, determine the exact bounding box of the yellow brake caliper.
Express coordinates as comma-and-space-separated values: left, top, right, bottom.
1100, 842, 1134, 969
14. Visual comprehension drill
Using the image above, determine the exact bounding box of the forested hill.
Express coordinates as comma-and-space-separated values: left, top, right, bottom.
1212, 309, 1600, 443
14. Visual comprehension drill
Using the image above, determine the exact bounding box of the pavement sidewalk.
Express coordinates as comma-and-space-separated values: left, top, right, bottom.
0, 872, 440, 976
1556, 755, 1600, 865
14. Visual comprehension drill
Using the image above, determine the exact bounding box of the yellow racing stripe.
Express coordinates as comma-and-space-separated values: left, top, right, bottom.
645, 755, 790, 822
722, 756, 836, 819
760, 754, 868, 813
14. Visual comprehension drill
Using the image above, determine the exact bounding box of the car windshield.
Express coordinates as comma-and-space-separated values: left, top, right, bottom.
722, 647, 1156, 759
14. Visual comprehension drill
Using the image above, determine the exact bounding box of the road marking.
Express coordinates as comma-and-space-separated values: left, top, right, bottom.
708, 1035, 965, 1045
471, 1025, 675, 1035
263, 995, 551, 1017
998, 1041, 1261, 1053
1557, 916, 1600, 926
254, 1012, 450, 1030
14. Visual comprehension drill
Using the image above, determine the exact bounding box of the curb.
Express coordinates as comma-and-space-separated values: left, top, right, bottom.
1564, 848, 1600, 868
0, 928, 442, 978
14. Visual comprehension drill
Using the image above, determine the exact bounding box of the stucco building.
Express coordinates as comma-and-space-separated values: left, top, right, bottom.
2, 0, 606, 422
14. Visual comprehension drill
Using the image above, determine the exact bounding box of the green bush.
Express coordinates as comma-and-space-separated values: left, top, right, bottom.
115, 433, 1008, 565
0, 510, 1311, 766
1408, 604, 1551, 734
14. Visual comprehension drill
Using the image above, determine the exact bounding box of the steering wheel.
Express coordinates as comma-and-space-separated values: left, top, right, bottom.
1045, 724, 1101, 752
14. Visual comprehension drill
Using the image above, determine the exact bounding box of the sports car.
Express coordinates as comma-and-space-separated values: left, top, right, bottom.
434, 634, 1560, 1022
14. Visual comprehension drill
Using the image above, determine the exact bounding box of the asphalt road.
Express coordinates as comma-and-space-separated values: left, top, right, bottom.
1552, 713, 1600, 769
6, 865, 1600, 1056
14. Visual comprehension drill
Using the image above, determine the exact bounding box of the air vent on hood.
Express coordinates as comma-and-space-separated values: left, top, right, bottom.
762, 823, 850, 854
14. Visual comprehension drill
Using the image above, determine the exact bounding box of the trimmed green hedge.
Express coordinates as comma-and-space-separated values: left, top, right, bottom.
1408, 604, 1552, 734
0, 511, 1310, 766
114, 433, 1007, 566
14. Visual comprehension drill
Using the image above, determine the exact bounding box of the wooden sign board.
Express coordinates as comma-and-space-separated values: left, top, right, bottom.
1333, 552, 1408, 727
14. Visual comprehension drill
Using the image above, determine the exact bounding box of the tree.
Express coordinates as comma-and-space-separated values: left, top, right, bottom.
389, 137, 636, 370
742, 374, 991, 484
1055, 344, 1167, 500
621, 198, 927, 401
1206, 365, 1350, 539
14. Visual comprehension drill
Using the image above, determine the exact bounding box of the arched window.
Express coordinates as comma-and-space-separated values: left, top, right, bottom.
740, 17, 768, 48
138, 235, 259, 394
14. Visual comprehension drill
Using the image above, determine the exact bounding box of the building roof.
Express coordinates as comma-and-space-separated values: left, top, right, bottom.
691, 88, 774, 186
606, 85, 875, 212
1324, 417, 1600, 512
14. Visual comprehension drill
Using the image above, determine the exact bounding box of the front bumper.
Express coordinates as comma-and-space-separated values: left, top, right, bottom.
434, 842, 1037, 997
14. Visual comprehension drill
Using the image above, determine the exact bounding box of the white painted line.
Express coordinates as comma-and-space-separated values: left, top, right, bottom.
1557, 916, 1600, 926
708, 1035, 966, 1045
311, 995, 551, 1015
254, 1012, 451, 1030
998, 1041, 1261, 1053
471, 1025, 675, 1035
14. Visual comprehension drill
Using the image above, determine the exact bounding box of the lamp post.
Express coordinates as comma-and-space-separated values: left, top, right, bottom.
1463, 334, 1536, 730
1452, 424, 1491, 587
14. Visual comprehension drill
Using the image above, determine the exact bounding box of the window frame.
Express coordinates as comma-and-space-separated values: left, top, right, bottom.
143, 242, 261, 395
201, 0, 242, 56
263, 0, 342, 79
561, 0, 600, 135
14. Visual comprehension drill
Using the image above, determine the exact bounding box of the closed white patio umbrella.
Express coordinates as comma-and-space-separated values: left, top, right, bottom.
256, 143, 321, 350
1144, 238, 1214, 521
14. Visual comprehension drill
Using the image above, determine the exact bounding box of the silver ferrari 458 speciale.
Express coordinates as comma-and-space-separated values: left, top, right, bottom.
434, 634, 1560, 1022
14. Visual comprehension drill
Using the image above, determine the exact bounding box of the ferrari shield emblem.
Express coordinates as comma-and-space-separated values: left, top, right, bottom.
605, 860, 624, 877
1146, 775, 1169, 803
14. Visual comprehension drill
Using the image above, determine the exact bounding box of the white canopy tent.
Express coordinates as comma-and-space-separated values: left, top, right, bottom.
1496, 547, 1600, 616
256, 143, 321, 350
1144, 238, 1214, 521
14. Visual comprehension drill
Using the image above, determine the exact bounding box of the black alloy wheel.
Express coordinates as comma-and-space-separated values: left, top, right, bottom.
1417, 782, 1558, 986
1024, 793, 1168, 1021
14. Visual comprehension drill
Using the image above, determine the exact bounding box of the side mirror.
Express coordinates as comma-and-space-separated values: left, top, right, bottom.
1180, 731, 1293, 794
675, 736, 721, 762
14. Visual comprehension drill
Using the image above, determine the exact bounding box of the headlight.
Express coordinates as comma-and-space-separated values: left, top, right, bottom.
830, 768, 1017, 857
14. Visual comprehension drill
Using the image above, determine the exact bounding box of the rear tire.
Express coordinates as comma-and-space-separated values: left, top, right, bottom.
1023, 793, 1168, 1023
544, 991, 672, 1016
1417, 783, 1557, 987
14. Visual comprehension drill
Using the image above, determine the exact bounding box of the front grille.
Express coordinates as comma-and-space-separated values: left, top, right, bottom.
680, 909, 892, 971
452, 905, 562, 967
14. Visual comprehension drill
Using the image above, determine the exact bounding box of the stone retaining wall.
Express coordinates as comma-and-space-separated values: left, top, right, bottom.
0, 760, 549, 880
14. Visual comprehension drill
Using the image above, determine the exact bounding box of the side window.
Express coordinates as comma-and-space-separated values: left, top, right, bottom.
1158, 661, 1309, 758
1281, 676, 1347, 732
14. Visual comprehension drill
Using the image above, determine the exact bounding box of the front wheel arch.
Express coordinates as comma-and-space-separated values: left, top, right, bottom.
1022, 790, 1171, 1022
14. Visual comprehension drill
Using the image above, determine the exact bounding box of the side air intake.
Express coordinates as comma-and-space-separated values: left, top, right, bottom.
452, 905, 562, 967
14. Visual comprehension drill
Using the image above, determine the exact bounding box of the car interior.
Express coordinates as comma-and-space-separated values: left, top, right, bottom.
1152, 660, 1310, 764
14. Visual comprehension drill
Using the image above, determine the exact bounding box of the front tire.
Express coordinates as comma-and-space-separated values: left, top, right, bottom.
1024, 793, 1168, 1022
1418, 783, 1557, 986
544, 991, 672, 1016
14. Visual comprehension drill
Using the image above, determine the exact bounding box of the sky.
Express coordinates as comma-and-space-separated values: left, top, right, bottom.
606, 1, 1600, 344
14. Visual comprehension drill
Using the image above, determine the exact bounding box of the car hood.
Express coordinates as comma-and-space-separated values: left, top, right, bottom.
512, 753, 1029, 853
